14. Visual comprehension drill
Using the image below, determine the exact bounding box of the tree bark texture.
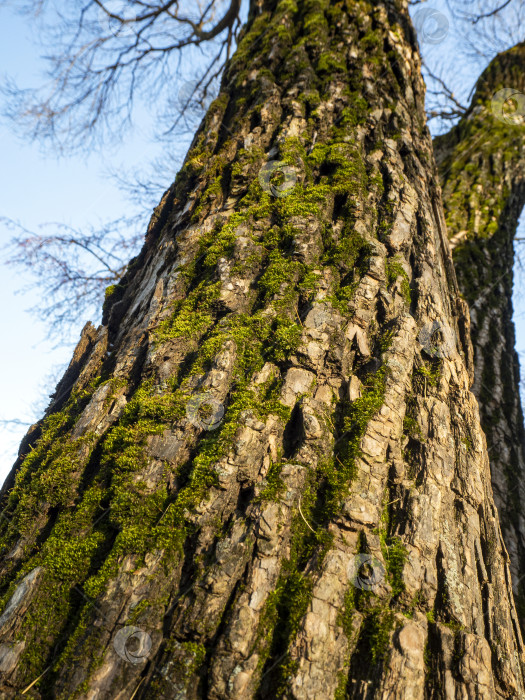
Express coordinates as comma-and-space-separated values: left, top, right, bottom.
1, 1, 524, 698
435, 43, 525, 628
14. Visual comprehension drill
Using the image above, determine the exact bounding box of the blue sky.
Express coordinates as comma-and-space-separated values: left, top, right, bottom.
0, 2, 524, 486
0, 5, 189, 482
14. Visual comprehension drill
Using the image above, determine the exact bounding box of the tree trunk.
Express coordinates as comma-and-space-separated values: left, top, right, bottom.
1, 1, 524, 698
434, 43, 525, 628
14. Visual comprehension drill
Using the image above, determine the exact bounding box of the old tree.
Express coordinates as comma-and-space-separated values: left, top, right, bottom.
2, 0, 525, 696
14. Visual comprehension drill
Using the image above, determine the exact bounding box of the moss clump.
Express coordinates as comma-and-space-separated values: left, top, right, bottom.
258, 461, 286, 502
333, 586, 357, 697
339, 585, 356, 638
386, 258, 411, 305
334, 366, 387, 480
257, 567, 313, 695
380, 534, 408, 598
379, 328, 396, 352
403, 415, 422, 439
326, 235, 372, 313
259, 247, 303, 301
360, 606, 396, 664
104, 284, 117, 300
0, 382, 102, 547
155, 281, 221, 342
308, 140, 367, 198
334, 671, 350, 700
424, 638, 432, 685
171, 641, 207, 681
415, 360, 441, 389
317, 51, 347, 74
271, 318, 303, 361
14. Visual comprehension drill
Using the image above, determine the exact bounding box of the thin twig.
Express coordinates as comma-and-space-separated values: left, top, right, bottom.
130, 678, 144, 700
385, 498, 401, 507
295, 305, 304, 328
335, 454, 346, 469
22, 666, 51, 695
471, 0, 513, 23
298, 496, 316, 534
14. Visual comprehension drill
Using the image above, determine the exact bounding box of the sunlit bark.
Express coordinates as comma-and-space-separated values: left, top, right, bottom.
0, 2, 524, 698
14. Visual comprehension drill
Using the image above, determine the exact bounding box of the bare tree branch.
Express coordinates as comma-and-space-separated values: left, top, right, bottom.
1, 217, 143, 343
423, 61, 468, 116
471, 0, 514, 23
1, 0, 245, 151
0, 419, 32, 429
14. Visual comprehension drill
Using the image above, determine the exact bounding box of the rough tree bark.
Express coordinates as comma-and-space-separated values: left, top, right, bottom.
1, 1, 524, 698
435, 43, 525, 627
